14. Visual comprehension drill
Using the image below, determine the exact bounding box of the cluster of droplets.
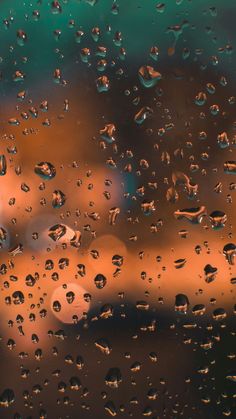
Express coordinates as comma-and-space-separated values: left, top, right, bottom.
0, 0, 235, 418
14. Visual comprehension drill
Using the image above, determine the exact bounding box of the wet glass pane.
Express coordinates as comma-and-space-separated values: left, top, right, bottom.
0, 1, 235, 418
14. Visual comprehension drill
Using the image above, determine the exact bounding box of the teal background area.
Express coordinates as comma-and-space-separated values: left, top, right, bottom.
0, 0, 235, 94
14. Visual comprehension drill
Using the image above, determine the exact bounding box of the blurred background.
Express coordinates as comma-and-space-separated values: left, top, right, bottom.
0, 0, 235, 418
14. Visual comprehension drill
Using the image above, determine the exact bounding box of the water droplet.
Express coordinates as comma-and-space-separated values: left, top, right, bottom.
138, 65, 162, 88
34, 162, 56, 180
